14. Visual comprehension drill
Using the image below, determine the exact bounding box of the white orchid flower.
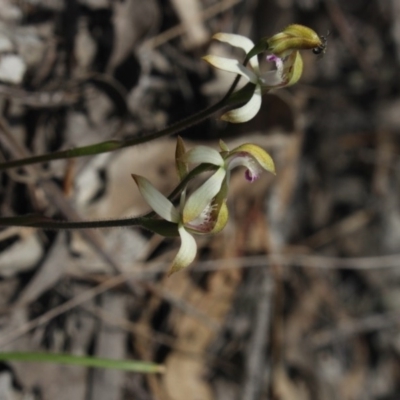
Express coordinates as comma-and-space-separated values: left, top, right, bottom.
132, 139, 275, 275
203, 25, 323, 123
132, 171, 228, 276
203, 33, 302, 123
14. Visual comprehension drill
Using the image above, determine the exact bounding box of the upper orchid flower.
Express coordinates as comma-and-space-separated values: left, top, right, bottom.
203, 24, 324, 123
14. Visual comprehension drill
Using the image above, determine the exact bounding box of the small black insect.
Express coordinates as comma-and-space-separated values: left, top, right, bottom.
313, 31, 330, 55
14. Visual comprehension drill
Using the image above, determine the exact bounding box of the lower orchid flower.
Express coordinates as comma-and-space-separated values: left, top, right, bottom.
132, 172, 228, 276
203, 24, 324, 123
132, 139, 275, 275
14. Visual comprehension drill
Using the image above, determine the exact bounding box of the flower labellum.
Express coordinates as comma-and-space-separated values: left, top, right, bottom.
182, 141, 276, 189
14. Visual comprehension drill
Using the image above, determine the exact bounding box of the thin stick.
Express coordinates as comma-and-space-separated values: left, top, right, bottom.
241, 268, 274, 400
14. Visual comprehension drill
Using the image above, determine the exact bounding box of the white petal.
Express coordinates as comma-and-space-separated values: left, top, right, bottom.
213, 33, 255, 53
221, 84, 262, 123
132, 175, 179, 223
203, 55, 258, 83
182, 146, 224, 166
213, 32, 259, 73
168, 226, 197, 275
183, 168, 226, 224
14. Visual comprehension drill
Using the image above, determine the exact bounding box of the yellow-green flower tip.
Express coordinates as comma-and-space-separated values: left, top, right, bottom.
267, 24, 323, 56
175, 136, 188, 181
219, 139, 229, 152
283, 24, 321, 43
202, 55, 213, 64
210, 201, 229, 234
285, 51, 303, 87
230, 144, 276, 175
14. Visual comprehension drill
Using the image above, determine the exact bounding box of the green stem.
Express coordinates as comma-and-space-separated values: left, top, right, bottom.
221, 52, 253, 102
0, 352, 164, 373
158, 163, 217, 204
0, 214, 142, 229
0, 82, 253, 171
0, 162, 219, 232
0, 214, 179, 236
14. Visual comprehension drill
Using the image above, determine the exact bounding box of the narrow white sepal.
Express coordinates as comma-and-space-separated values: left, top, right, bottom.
221, 84, 262, 123
213, 32, 259, 73
203, 55, 258, 84
133, 175, 179, 223
168, 226, 197, 275
183, 168, 226, 223
213, 33, 255, 53
183, 146, 224, 166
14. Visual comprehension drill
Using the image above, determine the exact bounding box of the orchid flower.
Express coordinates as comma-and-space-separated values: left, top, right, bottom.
132, 139, 275, 275
132, 174, 228, 275
132, 139, 228, 275
203, 24, 324, 123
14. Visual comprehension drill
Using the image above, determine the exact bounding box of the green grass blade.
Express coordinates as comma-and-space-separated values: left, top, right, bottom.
0, 352, 164, 373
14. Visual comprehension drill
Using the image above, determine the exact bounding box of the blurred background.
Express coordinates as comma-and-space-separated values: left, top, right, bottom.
0, 0, 399, 399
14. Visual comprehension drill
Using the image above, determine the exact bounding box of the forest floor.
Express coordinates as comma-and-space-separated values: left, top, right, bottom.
0, 0, 400, 399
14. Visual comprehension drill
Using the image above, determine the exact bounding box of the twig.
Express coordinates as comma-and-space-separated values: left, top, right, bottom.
301, 209, 374, 249
310, 311, 400, 349
241, 268, 274, 400
68, 252, 400, 278
142, 0, 243, 49
144, 281, 221, 332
